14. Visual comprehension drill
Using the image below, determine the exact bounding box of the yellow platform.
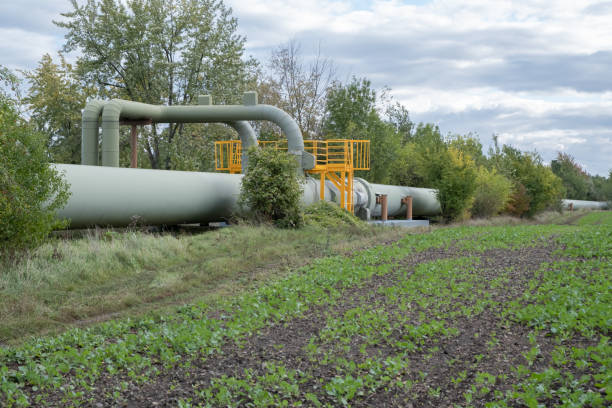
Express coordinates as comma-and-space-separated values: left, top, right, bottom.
215, 139, 370, 212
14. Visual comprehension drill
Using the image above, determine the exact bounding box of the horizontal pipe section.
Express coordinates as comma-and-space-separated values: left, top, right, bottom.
53, 164, 442, 228
562, 199, 609, 210
101, 99, 307, 168
368, 183, 441, 217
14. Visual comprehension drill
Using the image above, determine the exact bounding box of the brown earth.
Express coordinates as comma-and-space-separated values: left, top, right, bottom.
30, 239, 604, 408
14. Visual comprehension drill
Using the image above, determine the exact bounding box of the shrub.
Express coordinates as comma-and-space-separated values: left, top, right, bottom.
471, 167, 513, 218
239, 146, 304, 228
435, 147, 478, 222
493, 146, 564, 217
390, 126, 478, 222
0, 100, 70, 254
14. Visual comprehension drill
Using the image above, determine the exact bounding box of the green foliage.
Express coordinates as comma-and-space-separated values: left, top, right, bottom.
24, 54, 95, 164
551, 152, 591, 200
471, 166, 513, 218
590, 174, 612, 202
491, 144, 564, 217
0, 100, 70, 254
436, 147, 478, 221
56, 0, 257, 169
303, 200, 365, 229
1, 216, 611, 406
323, 77, 402, 183
239, 147, 304, 228
391, 124, 478, 222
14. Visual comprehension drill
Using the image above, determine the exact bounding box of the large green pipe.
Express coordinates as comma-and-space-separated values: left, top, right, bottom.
81, 99, 258, 171
53, 164, 441, 228
367, 182, 441, 217
100, 93, 314, 170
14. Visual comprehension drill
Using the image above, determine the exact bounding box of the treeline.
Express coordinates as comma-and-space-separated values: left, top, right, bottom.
1, 0, 612, 228
320, 77, 611, 221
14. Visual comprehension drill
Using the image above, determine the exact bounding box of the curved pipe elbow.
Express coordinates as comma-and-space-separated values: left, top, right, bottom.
81, 100, 106, 165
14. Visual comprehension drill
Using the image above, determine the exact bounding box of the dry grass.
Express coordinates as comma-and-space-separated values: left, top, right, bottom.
0, 224, 406, 344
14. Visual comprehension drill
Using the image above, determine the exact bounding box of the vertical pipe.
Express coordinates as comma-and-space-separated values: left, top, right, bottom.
377, 194, 388, 221
402, 196, 413, 220
382, 195, 388, 221
130, 125, 138, 168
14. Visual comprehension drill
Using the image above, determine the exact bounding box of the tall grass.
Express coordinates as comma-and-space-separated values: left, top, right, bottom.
0, 224, 404, 343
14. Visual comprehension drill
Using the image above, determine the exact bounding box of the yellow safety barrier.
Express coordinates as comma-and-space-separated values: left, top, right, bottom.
214, 139, 370, 212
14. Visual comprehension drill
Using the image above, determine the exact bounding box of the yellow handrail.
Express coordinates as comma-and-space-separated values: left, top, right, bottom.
214, 138, 370, 212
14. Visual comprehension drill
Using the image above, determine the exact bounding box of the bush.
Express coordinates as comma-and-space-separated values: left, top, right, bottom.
493, 146, 564, 217
304, 200, 365, 230
0, 100, 70, 254
239, 146, 304, 228
436, 147, 478, 222
471, 167, 513, 218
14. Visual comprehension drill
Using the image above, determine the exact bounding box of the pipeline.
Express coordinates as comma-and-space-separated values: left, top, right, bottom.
53, 164, 440, 228
52, 93, 443, 228
562, 199, 609, 211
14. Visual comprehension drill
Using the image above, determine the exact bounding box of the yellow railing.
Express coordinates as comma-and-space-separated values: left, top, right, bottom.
214, 139, 370, 212
214, 141, 242, 174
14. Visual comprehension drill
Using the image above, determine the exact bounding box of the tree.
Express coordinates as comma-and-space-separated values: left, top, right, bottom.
0, 94, 70, 254
492, 145, 564, 217
24, 53, 96, 164
471, 167, 513, 218
390, 124, 478, 222
550, 152, 591, 200
258, 40, 335, 140
323, 77, 377, 138
239, 146, 304, 228
56, 0, 258, 169
323, 77, 402, 183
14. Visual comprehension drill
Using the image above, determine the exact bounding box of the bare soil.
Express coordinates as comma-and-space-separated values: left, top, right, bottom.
33, 240, 603, 407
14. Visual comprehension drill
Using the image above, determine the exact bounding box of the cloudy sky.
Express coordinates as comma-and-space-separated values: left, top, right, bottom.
1, 0, 611, 175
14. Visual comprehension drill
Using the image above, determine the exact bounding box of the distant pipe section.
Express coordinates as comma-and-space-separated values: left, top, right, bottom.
562, 199, 609, 211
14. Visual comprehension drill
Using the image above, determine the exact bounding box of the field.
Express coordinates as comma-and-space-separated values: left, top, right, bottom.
1, 212, 611, 407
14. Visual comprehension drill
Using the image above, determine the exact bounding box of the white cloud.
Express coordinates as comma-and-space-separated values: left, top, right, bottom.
1, 0, 611, 175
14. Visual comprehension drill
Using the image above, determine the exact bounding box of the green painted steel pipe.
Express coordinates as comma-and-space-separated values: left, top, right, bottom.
562, 199, 609, 210
81, 99, 258, 170
99, 94, 314, 170
54, 164, 243, 228
81, 100, 105, 166
53, 164, 441, 228
367, 182, 441, 217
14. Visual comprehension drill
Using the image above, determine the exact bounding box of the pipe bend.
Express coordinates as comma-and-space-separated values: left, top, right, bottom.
252, 104, 304, 153
226, 121, 257, 148
81, 100, 106, 165
100, 100, 125, 167
227, 121, 257, 173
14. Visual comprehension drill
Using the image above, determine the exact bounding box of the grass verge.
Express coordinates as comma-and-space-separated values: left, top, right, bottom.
0, 223, 406, 344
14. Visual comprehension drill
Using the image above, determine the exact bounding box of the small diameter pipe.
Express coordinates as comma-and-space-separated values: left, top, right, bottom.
130, 125, 138, 168
376, 194, 389, 221
402, 196, 413, 220
82, 99, 259, 170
